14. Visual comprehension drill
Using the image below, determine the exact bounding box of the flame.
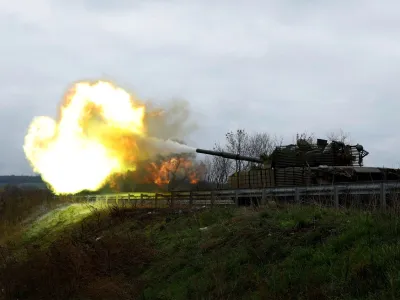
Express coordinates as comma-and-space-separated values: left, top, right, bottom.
23, 81, 147, 194
148, 157, 199, 186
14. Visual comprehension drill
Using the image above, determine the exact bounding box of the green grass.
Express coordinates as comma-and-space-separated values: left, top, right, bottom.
0, 188, 70, 246
22, 204, 97, 246
3, 201, 400, 299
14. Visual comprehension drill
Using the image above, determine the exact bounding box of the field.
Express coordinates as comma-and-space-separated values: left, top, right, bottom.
2, 189, 400, 299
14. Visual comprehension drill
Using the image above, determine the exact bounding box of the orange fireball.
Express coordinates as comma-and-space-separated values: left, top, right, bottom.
23, 81, 147, 194
148, 156, 200, 186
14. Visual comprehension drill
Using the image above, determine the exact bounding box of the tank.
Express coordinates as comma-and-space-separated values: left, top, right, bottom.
195, 138, 400, 189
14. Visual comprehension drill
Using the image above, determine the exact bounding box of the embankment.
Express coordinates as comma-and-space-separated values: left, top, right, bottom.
1, 200, 400, 300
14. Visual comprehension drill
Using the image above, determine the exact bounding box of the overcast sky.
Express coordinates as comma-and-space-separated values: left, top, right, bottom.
1, 0, 400, 175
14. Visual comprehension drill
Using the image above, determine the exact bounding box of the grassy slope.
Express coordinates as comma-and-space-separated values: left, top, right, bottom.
2, 202, 400, 300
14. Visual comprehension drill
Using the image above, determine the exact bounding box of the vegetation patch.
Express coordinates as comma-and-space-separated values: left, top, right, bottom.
2, 201, 400, 300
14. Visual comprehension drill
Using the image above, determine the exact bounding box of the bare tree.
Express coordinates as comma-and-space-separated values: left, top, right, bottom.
225, 129, 280, 170
206, 143, 233, 188
293, 129, 351, 145
294, 131, 315, 144
201, 129, 281, 187
327, 129, 351, 143
200, 156, 212, 180
248, 132, 282, 159
225, 129, 251, 172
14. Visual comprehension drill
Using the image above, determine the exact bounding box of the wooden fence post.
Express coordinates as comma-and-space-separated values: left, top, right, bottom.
189, 191, 193, 206
295, 188, 300, 204
261, 189, 266, 206
381, 182, 387, 211
334, 186, 339, 209
211, 191, 215, 207
235, 190, 239, 206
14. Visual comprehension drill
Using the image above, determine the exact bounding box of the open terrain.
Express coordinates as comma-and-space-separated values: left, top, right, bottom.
2, 191, 400, 300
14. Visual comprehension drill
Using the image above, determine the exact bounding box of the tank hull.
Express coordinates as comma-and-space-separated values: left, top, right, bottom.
227, 166, 400, 189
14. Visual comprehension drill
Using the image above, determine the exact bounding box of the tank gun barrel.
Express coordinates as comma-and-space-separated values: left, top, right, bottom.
196, 148, 263, 164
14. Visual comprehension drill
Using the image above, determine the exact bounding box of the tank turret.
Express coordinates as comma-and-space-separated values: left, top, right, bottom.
271, 139, 369, 168
196, 138, 369, 169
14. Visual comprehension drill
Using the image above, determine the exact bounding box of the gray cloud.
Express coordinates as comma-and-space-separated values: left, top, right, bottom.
1, 0, 400, 174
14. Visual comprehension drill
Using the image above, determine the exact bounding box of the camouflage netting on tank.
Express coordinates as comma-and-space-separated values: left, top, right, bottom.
271, 141, 358, 168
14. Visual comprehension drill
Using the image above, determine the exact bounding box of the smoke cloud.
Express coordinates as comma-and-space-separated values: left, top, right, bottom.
145, 98, 198, 142
136, 98, 198, 158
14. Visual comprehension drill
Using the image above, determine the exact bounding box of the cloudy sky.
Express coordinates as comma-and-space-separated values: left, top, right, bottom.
1, 0, 400, 174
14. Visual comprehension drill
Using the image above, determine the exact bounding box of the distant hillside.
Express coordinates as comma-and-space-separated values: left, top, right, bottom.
0, 175, 47, 189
